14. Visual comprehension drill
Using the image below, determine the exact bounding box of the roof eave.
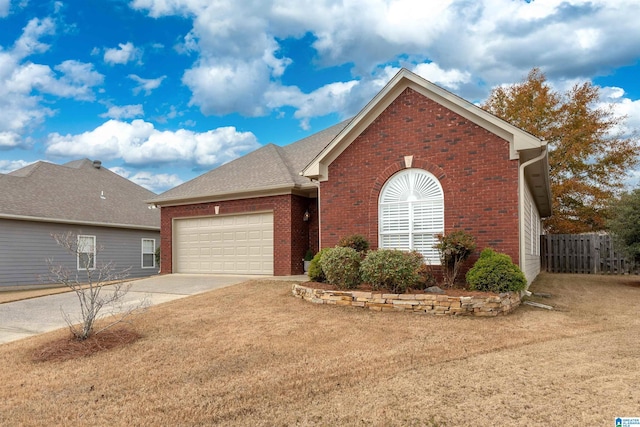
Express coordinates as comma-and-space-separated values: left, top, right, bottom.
0, 213, 160, 231
520, 147, 553, 218
149, 183, 306, 207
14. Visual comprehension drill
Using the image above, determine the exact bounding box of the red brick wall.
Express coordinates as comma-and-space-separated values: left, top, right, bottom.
159, 194, 312, 276
320, 87, 520, 269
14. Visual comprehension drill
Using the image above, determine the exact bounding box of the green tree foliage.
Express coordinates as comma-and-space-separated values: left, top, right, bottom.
482, 68, 639, 233
607, 189, 640, 265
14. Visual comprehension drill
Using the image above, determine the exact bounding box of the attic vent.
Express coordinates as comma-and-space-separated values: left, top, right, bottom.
93, 160, 102, 169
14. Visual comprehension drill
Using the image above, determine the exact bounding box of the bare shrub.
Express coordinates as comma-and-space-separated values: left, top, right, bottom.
46, 232, 148, 341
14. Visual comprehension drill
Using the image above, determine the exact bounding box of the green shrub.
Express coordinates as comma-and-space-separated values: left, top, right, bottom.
435, 230, 476, 287
466, 248, 527, 293
360, 249, 424, 293
308, 248, 330, 282
304, 249, 314, 261
337, 234, 370, 253
321, 247, 361, 289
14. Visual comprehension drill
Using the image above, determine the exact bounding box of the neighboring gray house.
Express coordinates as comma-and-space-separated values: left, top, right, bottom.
0, 159, 160, 288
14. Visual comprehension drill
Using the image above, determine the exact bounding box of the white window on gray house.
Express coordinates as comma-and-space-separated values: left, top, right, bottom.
379, 168, 444, 265
77, 235, 96, 270
142, 239, 156, 268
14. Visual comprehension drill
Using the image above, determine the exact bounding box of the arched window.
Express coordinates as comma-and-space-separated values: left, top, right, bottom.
379, 169, 444, 264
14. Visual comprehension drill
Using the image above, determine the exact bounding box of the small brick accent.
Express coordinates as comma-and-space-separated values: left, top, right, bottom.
291, 284, 521, 316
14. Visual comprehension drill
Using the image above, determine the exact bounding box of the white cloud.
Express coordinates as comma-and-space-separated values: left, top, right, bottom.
11, 17, 55, 59
413, 63, 471, 90
103, 42, 141, 65
0, 0, 10, 17
130, 0, 206, 18
183, 59, 271, 116
45, 119, 261, 168
0, 131, 24, 149
100, 104, 144, 119
128, 74, 166, 96
48, 60, 104, 100
110, 166, 183, 193
0, 159, 35, 174
130, 0, 640, 126
0, 19, 103, 145
595, 86, 640, 137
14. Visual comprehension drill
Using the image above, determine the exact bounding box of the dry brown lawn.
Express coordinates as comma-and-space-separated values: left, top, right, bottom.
1, 273, 639, 426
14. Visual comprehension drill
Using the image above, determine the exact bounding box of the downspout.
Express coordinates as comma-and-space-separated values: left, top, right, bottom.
518, 146, 547, 289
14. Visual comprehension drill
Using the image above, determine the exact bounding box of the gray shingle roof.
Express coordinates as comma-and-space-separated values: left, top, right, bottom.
151, 120, 351, 204
0, 159, 160, 229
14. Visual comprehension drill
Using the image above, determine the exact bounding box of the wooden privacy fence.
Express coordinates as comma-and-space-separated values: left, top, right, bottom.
541, 234, 639, 275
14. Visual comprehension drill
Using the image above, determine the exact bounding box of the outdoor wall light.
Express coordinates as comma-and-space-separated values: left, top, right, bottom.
214, 205, 220, 215
303, 209, 310, 222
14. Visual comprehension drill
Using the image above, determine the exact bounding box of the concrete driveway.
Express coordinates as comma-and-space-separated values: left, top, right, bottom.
0, 274, 290, 345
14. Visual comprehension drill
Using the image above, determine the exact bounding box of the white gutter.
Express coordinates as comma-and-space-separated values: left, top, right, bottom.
518, 146, 547, 288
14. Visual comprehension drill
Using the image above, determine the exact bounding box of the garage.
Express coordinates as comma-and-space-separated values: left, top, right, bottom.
173, 212, 274, 275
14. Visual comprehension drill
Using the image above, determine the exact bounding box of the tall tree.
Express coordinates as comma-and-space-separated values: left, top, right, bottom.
607, 189, 640, 266
482, 68, 639, 233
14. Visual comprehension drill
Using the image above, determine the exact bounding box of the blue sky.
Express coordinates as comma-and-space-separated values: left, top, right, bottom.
1, 0, 639, 193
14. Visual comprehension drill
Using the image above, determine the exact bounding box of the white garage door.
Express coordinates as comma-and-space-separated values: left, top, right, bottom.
174, 212, 274, 274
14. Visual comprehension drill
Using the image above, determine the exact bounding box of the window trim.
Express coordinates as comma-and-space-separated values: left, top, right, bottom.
77, 235, 96, 270
378, 168, 444, 265
141, 238, 156, 269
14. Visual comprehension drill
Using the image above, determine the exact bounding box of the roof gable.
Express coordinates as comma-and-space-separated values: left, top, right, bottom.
150, 120, 350, 205
0, 159, 160, 229
302, 68, 546, 181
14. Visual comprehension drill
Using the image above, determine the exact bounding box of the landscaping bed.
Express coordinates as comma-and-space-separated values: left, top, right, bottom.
292, 282, 521, 316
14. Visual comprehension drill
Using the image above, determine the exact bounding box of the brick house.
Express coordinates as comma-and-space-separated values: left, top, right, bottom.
150, 69, 551, 285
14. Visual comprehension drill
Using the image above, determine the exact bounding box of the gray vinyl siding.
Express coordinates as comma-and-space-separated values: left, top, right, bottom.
0, 218, 160, 287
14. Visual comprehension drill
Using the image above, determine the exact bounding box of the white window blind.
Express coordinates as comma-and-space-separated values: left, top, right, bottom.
379, 169, 444, 264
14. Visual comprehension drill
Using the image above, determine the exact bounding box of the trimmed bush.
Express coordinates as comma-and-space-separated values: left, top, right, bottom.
337, 234, 370, 253
466, 248, 527, 293
321, 247, 361, 289
308, 248, 330, 282
360, 250, 424, 293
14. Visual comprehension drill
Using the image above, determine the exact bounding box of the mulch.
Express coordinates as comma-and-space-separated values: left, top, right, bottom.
31, 327, 142, 363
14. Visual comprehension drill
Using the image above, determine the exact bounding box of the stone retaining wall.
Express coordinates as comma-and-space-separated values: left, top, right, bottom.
292, 284, 521, 317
